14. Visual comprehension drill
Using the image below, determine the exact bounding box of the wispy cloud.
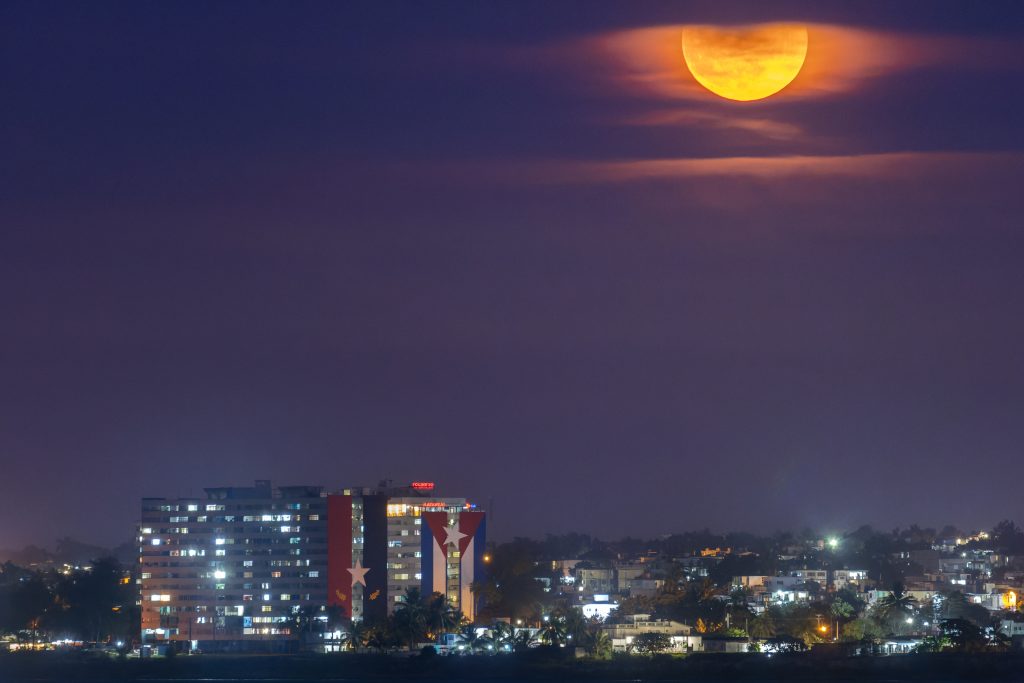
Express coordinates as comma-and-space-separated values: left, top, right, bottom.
590, 23, 1022, 102
490, 151, 1021, 184
619, 109, 803, 141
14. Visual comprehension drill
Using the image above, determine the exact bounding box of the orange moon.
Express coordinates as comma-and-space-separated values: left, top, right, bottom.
681, 23, 809, 101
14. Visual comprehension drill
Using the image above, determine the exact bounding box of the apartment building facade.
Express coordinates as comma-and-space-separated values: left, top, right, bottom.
140, 480, 485, 649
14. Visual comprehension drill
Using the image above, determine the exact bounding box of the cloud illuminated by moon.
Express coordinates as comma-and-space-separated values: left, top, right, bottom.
591, 23, 1010, 102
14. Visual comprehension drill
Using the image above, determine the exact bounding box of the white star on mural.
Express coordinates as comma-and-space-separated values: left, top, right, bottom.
442, 523, 467, 548
348, 559, 369, 587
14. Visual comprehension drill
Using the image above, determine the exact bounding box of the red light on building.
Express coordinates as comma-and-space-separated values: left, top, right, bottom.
421, 501, 446, 508
411, 482, 435, 490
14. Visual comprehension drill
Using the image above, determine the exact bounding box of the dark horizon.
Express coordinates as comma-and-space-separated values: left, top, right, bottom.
3, 1, 1024, 549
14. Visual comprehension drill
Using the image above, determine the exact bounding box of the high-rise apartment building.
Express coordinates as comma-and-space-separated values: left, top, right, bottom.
139, 480, 485, 650
139, 481, 327, 647
327, 483, 485, 623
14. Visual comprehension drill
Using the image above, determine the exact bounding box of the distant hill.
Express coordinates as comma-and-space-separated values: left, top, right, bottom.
0, 536, 136, 568
0, 544, 54, 566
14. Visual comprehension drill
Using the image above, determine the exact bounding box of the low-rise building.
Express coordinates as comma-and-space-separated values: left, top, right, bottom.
733, 575, 772, 590
701, 635, 752, 653
574, 565, 615, 595
832, 569, 869, 589
999, 620, 1024, 638
790, 569, 827, 585
603, 614, 701, 653
627, 578, 663, 598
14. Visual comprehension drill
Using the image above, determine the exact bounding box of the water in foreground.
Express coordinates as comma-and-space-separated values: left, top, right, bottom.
2, 651, 1023, 682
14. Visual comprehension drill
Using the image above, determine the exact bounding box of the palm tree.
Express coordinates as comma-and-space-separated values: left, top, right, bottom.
457, 624, 491, 653
394, 588, 428, 650
539, 617, 566, 646
512, 627, 538, 652
490, 621, 515, 651
324, 605, 346, 633
292, 604, 321, 649
366, 622, 394, 653
424, 592, 463, 637
563, 607, 590, 644
346, 620, 369, 652
587, 629, 613, 659
748, 608, 778, 638
877, 583, 917, 631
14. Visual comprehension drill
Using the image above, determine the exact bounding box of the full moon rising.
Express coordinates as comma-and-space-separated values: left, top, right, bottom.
682, 23, 809, 101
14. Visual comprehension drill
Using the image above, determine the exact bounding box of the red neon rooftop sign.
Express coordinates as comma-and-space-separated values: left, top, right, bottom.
411, 481, 435, 490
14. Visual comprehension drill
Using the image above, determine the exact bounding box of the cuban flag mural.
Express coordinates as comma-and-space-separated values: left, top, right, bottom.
326, 495, 353, 618
421, 510, 486, 621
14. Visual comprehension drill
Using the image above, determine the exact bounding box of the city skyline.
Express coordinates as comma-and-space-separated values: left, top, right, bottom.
3, 1, 1024, 549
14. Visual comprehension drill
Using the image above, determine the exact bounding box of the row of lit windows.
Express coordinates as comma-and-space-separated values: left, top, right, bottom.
142, 568, 320, 579
141, 558, 321, 570
144, 517, 324, 531
385, 503, 464, 517
155, 504, 226, 512
150, 535, 324, 547
146, 502, 323, 514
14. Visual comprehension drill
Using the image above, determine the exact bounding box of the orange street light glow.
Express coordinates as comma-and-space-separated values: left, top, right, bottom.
681, 23, 808, 101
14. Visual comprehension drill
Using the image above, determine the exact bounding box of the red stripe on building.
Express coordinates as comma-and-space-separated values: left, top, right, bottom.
421, 511, 450, 550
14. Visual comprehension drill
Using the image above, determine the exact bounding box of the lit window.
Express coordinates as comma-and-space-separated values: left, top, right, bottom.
187, 504, 198, 512
308, 571, 319, 578
214, 570, 226, 579
151, 538, 161, 546
215, 538, 226, 545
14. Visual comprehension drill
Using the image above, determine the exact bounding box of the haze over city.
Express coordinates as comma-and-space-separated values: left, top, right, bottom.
3, 1, 1024, 551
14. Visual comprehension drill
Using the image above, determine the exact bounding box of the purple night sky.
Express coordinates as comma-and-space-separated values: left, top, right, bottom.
2, 1, 1023, 548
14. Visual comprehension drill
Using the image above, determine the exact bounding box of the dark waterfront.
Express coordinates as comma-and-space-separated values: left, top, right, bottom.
3, 652, 1024, 683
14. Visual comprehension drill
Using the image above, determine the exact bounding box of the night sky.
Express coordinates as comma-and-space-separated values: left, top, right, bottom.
3, 2, 1024, 549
